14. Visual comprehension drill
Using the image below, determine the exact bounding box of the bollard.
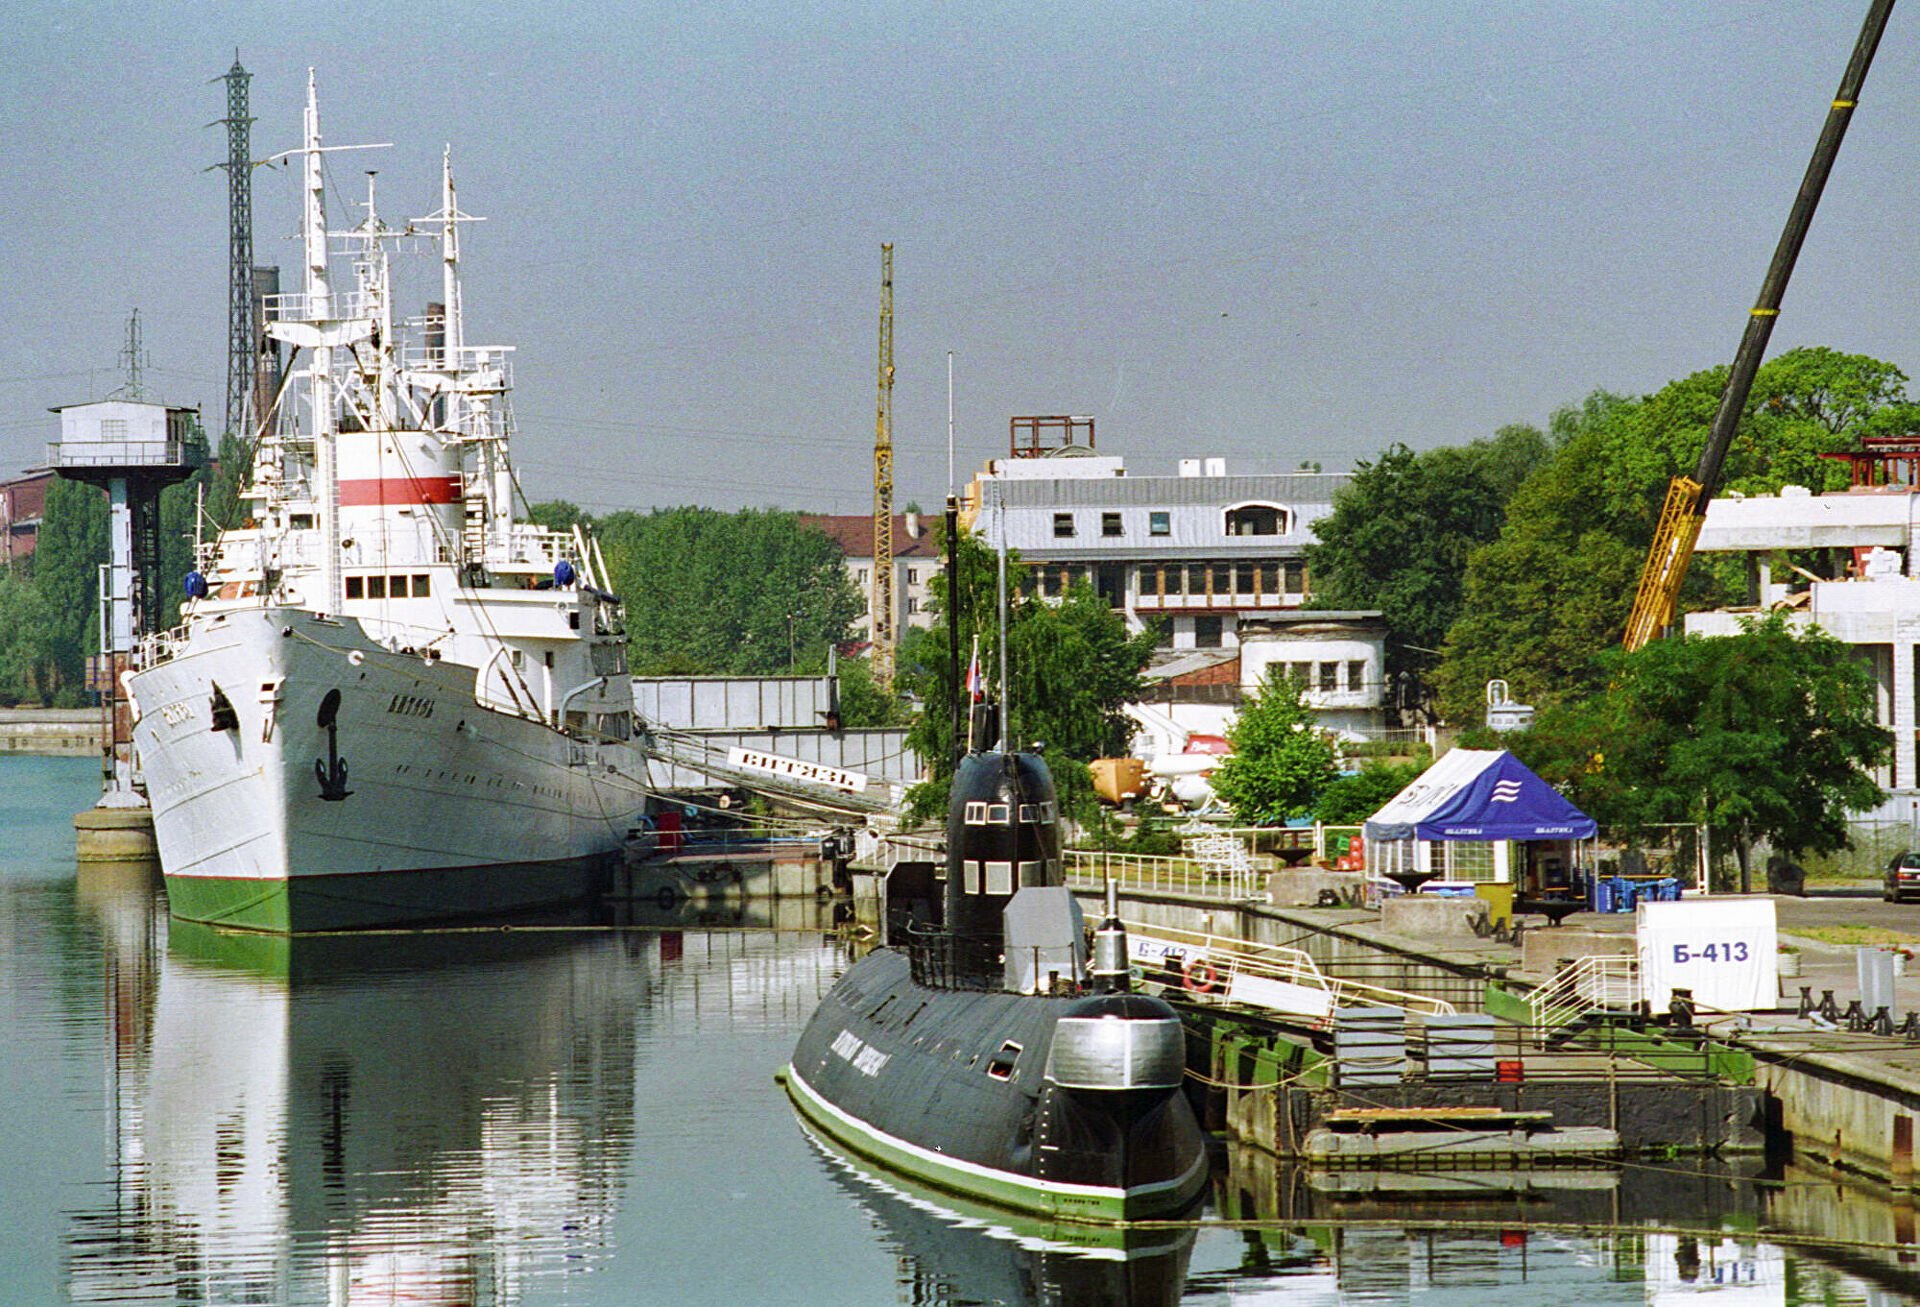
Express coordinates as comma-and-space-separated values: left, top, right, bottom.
1844, 999, 1869, 1032
1874, 1005, 1895, 1037
1902, 1012, 1920, 1042
1818, 990, 1841, 1022
1797, 986, 1814, 1019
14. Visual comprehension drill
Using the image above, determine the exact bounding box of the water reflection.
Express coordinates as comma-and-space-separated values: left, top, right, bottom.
799, 1121, 1196, 1307
1205, 1140, 1920, 1304
69, 871, 648, 1305
56, 859, 1920, 1306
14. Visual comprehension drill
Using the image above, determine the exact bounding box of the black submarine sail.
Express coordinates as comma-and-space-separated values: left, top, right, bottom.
782, 495, 1206, 1221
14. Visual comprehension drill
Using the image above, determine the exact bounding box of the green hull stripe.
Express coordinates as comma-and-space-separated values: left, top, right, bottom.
782, 1063, 1205, 1224
165, 875, 293, 933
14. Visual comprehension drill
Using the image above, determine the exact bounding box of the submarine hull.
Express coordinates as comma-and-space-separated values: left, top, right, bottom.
784, 948, 1207, 1222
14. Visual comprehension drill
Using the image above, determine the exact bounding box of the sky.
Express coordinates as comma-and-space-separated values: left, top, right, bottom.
4, 2, 1918, 515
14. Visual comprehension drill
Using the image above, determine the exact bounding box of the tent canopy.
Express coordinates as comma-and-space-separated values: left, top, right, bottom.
1363, 749, 1596, 843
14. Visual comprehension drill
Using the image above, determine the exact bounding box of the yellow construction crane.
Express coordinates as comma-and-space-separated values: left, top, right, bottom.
872, 244, 897, 689
1623, 0, 1892, 651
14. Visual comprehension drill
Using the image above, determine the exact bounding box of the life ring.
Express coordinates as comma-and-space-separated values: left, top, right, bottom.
1183, 959, 1221, 994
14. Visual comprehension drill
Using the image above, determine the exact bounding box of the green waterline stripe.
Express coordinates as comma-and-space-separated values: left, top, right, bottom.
783, 1062, 1206, 1219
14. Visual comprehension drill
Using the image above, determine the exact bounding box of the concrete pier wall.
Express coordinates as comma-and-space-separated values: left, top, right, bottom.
1747, 1043, 1920, 1188
0, 708, 100, 756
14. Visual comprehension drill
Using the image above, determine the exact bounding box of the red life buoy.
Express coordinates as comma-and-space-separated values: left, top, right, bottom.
1184, 959, 1221, 994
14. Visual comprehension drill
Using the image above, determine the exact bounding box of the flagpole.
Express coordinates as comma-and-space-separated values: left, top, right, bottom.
995, 481, 1009, 753
965, 633, 980, 754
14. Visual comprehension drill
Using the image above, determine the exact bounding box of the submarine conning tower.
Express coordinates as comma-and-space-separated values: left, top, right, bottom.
943, 751, 1064, 943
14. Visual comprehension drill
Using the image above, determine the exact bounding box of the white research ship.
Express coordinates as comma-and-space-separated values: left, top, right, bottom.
126, 73, 647, 932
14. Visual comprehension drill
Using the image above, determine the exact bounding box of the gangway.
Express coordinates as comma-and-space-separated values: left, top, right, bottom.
1124, 920, 1456, 1019
641, 728, 900, 818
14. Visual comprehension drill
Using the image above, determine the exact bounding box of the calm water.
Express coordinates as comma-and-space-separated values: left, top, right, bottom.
3, 754, 1918, 1305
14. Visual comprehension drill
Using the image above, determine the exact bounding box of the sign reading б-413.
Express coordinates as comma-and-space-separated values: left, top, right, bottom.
1635, 899, 1778, 1013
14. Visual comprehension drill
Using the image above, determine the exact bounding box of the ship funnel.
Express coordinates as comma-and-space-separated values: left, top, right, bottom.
1091, 878, 1130, 992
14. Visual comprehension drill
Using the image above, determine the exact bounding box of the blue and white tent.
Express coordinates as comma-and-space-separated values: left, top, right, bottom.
1363, 749, 1596, 844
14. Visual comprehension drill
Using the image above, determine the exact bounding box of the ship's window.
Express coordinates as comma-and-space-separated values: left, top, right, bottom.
509, 648, 525, 669
1053, 512, 1075, 538
1018, 859, 1043, 885
964, 801, 988, 825
985, 861, 1013, 895
1018, 804, 1038, 823
367, 575, 387, 599
934, 860, 947, 881
1149, 510, 1171, 537
289, 513, 315, 530
413, 573, 431, 597
1101, 511, 1123, 537
986, 1040, 1022, 1081
964, 860, 981, 894
390, 574, 411, 598
345, 576, 364, 599
987, 803, 1011, 825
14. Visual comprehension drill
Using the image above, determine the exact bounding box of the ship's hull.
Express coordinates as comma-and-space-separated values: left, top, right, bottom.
784, 949, 1208, 1223
128, 607, 647, 933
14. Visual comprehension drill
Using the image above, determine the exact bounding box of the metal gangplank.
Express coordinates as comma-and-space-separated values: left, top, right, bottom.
1124, 921, 1456, 1021
1527, 955, 1641, 1046
639, 729, 899, 818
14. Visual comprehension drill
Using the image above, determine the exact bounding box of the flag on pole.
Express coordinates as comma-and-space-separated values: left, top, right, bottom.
964, 636, 984, 702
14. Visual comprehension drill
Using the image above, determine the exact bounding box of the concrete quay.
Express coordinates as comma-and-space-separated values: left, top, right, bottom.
0, 707, 100, 756
1082, 880, 1920, 1187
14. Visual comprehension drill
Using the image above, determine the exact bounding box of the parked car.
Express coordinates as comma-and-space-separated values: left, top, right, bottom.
1885, 851, 1920, 903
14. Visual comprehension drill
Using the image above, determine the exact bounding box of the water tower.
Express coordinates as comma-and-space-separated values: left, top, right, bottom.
49, 398, 205, 810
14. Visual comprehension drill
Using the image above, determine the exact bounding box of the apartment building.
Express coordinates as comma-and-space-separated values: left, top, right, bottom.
797, 512, 941, 643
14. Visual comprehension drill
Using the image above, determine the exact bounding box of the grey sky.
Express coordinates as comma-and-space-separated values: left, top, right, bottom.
3, 2, 1916, 514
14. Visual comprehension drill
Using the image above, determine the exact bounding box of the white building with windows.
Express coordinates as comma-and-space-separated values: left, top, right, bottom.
798, 512, 940, 645
966, 450, 1349, 650
1680, 465, 1920, 818
1237, 610, 1389, 739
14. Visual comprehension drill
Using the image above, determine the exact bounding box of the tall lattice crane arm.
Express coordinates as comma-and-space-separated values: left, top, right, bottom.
872, 244, 897, 689
1624, 0, 1893, 652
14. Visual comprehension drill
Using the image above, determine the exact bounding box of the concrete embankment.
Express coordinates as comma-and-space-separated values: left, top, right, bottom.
1101, 881, 1920, 1190
0, 708, 100, 756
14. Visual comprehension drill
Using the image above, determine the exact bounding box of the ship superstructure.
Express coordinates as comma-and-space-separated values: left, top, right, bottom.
126, 73, 646, 931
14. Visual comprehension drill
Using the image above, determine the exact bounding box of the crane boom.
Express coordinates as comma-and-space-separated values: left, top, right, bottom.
873, 244, 897, 689
1623, 0, 1894, 652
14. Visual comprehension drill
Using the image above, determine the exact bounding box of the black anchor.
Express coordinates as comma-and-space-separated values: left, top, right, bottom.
315, 688, 352, 801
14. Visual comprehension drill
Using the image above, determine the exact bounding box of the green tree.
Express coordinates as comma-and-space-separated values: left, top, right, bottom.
1506, 612, 1889, 889
830, 652, 906, 728
1209, 668, 1339, 824
526, 499, 588, 533
0, 573, 57, 703
1312, 759, 1425, 825
595, 507, 862, 675
31, 478, 110, 704
1437, 348, 1914, 723
1306, 424, 1546, 707
901, 523, 1156, 825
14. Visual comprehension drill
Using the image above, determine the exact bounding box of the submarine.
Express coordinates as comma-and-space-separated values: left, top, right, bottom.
783, 748, 1208, 1223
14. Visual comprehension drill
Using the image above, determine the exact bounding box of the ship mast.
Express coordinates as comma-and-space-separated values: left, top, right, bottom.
300, 70, 343, 614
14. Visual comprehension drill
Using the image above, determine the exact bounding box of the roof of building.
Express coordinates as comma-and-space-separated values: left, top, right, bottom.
1144, 650, 1240, 682
798, 513, 941, 561
988, 471, 1350, 510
